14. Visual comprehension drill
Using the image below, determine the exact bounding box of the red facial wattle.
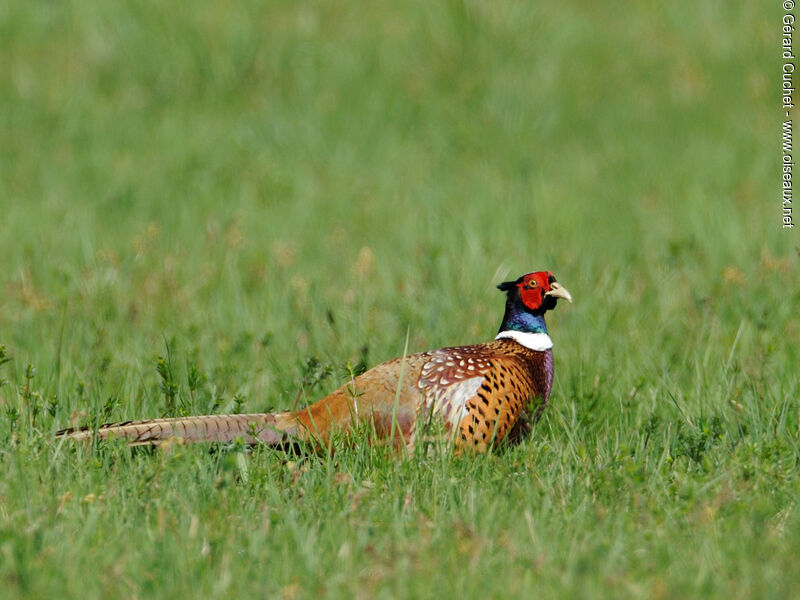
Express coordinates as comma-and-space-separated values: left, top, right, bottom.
517, 272, 551, 312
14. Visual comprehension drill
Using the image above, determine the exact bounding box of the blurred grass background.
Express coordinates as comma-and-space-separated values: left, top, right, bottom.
1, 1, 798, 598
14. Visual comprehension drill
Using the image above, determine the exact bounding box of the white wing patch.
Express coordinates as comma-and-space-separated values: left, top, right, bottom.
421, 376, 484, 429
417, 347, 495, 431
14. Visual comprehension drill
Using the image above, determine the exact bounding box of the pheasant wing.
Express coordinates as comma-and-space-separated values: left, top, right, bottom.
417, 344, 540, 451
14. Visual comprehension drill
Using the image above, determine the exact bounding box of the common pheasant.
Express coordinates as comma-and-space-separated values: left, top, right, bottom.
57, 271, 572, 452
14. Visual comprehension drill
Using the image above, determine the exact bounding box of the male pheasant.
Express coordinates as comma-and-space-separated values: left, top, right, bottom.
57, 271, 571, 452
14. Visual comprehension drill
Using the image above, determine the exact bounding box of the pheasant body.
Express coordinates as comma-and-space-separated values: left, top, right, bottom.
57, 271, 571, 452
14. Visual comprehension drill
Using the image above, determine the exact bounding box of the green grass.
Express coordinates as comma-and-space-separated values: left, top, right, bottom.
1, 0, 797, 598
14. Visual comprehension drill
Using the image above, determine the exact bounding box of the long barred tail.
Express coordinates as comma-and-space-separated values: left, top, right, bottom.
56, 363, 418, 448
56, 412, 302, 446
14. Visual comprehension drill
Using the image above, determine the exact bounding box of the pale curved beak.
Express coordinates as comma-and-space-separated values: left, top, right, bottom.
545, 281, 573, 303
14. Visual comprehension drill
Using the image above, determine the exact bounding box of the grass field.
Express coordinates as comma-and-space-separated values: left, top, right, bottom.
1, 1, 797, 598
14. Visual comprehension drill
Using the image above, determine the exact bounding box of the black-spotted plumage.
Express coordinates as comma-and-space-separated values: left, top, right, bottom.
414, 340, 554, 451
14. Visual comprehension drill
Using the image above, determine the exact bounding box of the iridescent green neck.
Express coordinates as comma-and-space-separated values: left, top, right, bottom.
497, 299, 548, 335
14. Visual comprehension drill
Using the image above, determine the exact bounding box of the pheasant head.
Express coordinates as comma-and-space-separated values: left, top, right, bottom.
496, 271, 572, 347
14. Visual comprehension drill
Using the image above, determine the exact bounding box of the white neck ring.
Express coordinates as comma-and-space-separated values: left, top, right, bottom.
495, 330, 553, 351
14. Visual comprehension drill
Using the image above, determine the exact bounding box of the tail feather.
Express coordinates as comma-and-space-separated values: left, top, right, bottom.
56, 412, 301, 446
57, 354, 425, 448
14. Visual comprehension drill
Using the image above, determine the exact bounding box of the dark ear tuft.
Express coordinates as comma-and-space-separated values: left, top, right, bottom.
496, 279, 520, 292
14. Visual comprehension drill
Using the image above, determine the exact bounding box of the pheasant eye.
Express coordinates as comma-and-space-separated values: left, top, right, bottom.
527, 280, 537, 288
